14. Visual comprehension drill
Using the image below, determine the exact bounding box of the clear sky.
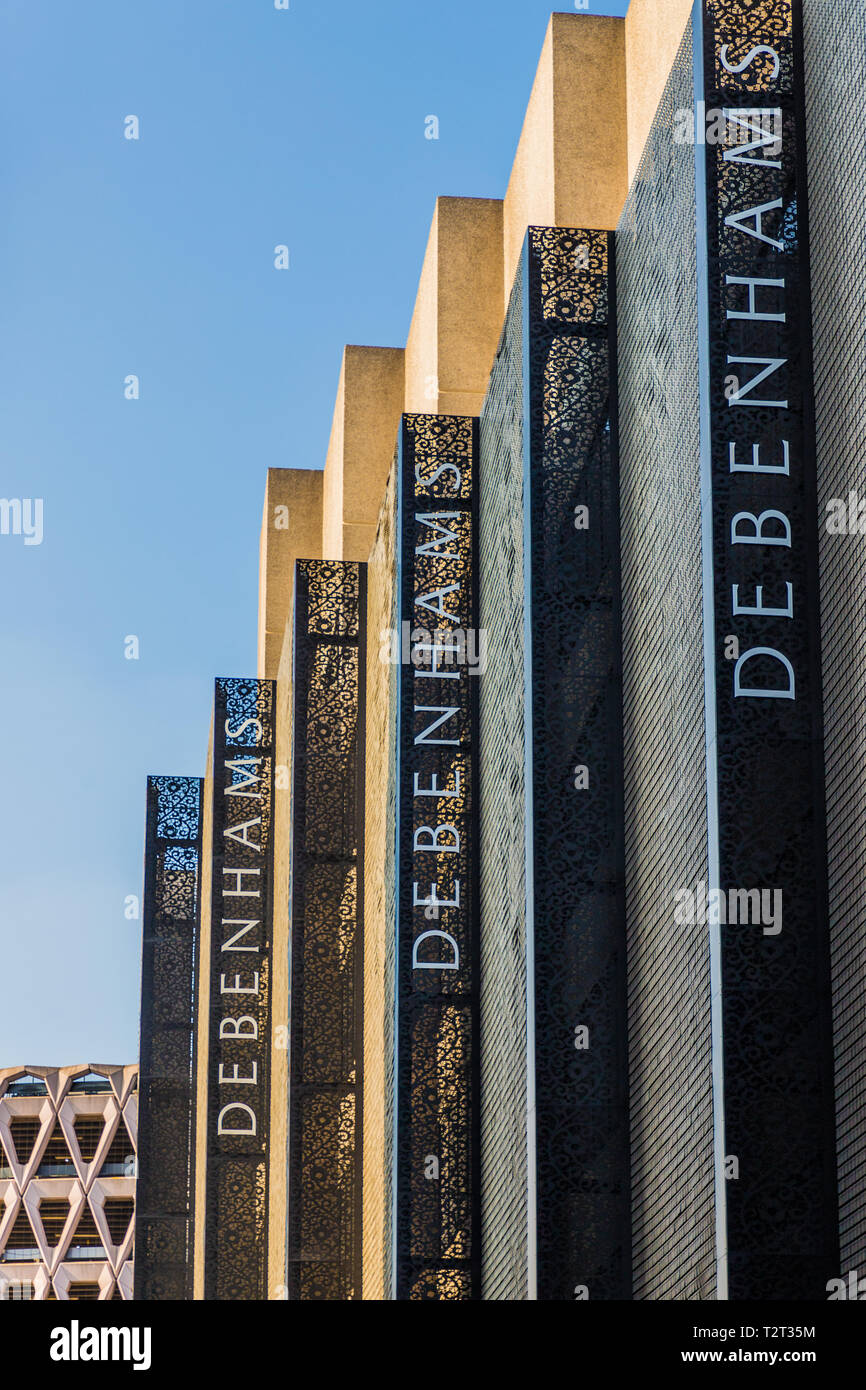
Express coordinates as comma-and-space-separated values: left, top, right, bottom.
0, 0, 629, 1065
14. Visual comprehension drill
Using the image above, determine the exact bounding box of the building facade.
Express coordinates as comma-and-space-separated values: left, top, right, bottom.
137, 0, 866, 1300
0, 1065, 137, 1301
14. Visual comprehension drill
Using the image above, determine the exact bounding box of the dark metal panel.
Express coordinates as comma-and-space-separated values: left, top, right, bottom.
203, 679, 275, 1301
395, 414, 480, 1300
135, 775, 203, 1301
288, 560, 365, 1300
524, 228, 631, 1300
698, 0, 839, 1298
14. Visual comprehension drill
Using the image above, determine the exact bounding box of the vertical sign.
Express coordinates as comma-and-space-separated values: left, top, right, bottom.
395, 414, 480, 1300
136, 775, 202, 1301
204, 678, 275, 1300
697, 0, 838, 1297
523, 227, 630, 1300
288, 559, 366, 1300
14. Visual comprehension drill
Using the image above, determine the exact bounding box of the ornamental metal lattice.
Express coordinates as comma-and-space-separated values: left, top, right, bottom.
697, 0, 838, 1298
135, 775, 202, 1301
203, 679, 275, 1301
395, 414, 480, 1300
288, 560, 366, 1301
523, 227, 631, 1300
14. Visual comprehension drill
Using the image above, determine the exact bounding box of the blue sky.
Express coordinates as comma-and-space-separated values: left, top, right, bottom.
0, 0, 628, 1064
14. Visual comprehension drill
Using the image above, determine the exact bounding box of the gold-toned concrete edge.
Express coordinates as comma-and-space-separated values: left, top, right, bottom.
404, 197, 504, 419
625, 0, 694, 187
257, 468, 323, 680
322, 361, 347, 562
502, 16, 556, 302
503, 13, 629, 297
404, 206, 439, 417
361, 460, 398, 1301
551, 13, 627, 231
339, 345, 405, 560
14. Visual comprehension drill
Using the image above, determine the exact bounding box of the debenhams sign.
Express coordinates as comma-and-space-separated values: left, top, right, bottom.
211, 684, 273, 1143
395, 414, 479, 1298
702, 0, 809, 708
700, 0, 838, 1297
204, 677, 274, 1298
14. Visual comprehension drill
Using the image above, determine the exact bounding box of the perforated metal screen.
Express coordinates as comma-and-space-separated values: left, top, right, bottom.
288, 560, 365, 1301
136, 775, 202, 1301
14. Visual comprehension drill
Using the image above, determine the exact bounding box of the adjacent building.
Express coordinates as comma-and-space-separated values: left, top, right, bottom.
0, 1065, 137, 1301
137, 0, 866, 1300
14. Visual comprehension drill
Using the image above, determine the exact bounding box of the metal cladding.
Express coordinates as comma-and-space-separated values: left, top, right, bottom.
288, 560, 366, 1301
696, 0, 839, 1297
615, 27, 715, 1301
136, 776, 203, 1301
203, 679, 275, 1301
523, 227, 630, 1300
477, 255, 532, 1301
395, 414, 481, 1300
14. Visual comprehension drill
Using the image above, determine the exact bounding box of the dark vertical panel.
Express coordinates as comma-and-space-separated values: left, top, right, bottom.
136, 776, 202, 1301
288, 560, 365, 1300
525, 228, 631, 1300
395, 415, 480, 1300
204, 679, 275, 1301
699, 0, 838, 1298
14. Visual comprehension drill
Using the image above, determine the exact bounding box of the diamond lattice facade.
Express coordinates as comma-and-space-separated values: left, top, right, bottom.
0, 1065, 137, 1301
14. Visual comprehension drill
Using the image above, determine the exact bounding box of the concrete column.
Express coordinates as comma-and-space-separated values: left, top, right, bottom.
257, 468, 323, 680
404, 196, 504, 418
625, 0, 695, 186
503, 14, 628, 300
322, 345, 405, 563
